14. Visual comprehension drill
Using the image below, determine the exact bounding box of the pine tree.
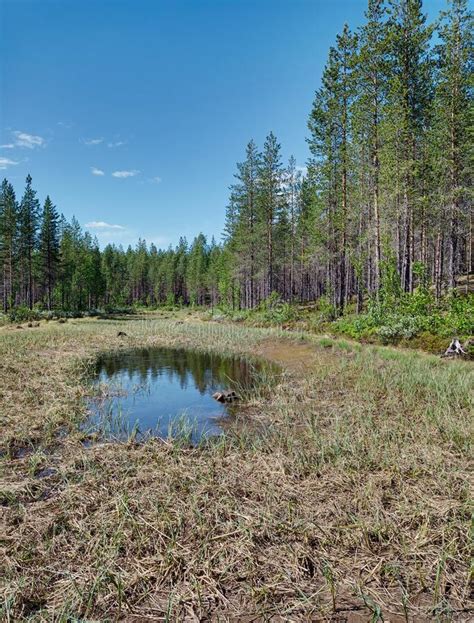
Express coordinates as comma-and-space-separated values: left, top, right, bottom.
355, 0, 389, 292
187, 233, 209, 305
0, 179, 18, 311
175, 237, 188, 304
18, 174, 40, 309
207, 237, 223, 307
385, 0, 433, 292
335, 24, 358, 309
102, 244, 128, 306
39, 195, 60, 310
308, 60, 335, 307
283, 156, 302, 299
433, 0, 473, 289
129, 239, 149, 304
225, 140, 262, 307
58, 217, 76, 310
308, 26, 358, 312
259, 132, 284, 298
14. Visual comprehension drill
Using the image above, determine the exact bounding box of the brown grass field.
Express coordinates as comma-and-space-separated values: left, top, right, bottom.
0, 312, 472, 621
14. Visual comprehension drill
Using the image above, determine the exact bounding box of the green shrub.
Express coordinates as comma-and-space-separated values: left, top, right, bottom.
333, 314, 377, 339
317, 295, 338, 322
230, 310, 249, 322
377, 315, 424, 343
331, 291, 473, 346
444, 293, 474, 336
254, 294, 296, 325
8, 305, 41, 323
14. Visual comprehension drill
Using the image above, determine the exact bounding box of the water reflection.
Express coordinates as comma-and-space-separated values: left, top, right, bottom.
85, 348, 266, 443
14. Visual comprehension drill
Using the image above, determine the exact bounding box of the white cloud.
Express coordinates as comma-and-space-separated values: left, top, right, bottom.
91, 167, 105, 176
107, 140, 125, 148
82, 137, 104, 145
86, 225, 169, 249
151, 176, 162, 184
85, 222, 134, 247
148, 235, 168, 246
0, 157, 19, 169
85, 221, 125, 230
112, 169, 139, 178
13, 131, 45, 149
0, 143, 15, 149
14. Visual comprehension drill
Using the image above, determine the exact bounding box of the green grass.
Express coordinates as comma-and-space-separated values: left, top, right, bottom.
0, 314, 472, 621
204, 290, 474, 355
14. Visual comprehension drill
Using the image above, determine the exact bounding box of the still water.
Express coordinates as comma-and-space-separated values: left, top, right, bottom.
85, 347, 271, 442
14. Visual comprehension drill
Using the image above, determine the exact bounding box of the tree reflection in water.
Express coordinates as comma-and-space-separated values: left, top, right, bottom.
85, 348, 271, 443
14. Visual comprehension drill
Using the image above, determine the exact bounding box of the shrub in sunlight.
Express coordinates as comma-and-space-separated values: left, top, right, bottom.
255, 293, 296, 325
316, 295, 338, 322
8, 305, 41, 323
377, 315, 424, 343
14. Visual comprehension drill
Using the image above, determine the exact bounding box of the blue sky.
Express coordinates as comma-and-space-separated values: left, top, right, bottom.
1, 0, 447, 249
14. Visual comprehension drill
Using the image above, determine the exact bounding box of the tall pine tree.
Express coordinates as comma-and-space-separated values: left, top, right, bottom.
0, 179, 18, 311
18, 175, 40, 309
39, 196, 60, 310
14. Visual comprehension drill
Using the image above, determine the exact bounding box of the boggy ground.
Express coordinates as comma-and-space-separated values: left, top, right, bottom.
0, 313, 472, 622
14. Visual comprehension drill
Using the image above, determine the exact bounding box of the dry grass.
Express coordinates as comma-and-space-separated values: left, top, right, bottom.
0, 315, 472, 622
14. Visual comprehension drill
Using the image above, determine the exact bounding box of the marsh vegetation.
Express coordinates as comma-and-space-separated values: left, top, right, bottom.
0, 313, 472, 621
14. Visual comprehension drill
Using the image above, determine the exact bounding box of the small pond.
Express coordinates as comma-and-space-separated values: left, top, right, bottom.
84, 347, 275, 443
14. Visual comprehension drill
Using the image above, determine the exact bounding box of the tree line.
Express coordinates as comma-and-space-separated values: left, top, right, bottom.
0, 175, 227, 311
0, 0, 472, 315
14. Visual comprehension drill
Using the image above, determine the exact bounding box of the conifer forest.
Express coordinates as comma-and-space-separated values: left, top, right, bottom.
1, 0, 472, 318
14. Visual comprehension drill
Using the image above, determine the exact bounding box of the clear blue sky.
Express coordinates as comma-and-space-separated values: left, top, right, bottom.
0, 0, 447, 249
